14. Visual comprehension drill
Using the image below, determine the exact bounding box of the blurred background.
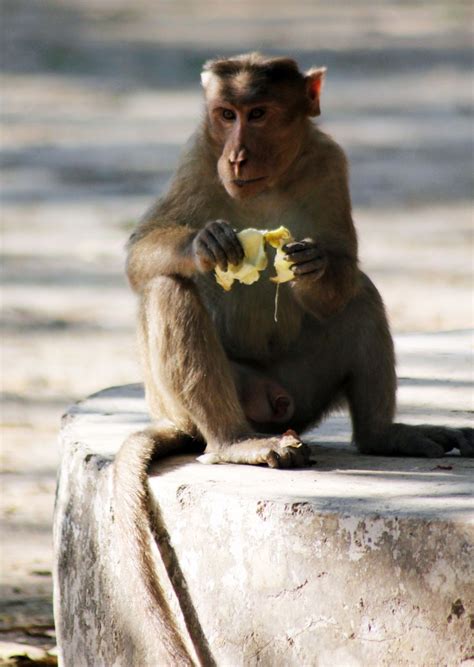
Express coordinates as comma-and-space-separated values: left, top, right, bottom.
1, 0, 473, 659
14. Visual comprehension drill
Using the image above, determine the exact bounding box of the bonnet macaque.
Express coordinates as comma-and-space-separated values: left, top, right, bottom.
114, 53, 473, 665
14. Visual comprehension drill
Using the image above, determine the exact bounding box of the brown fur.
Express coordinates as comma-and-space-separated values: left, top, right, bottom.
115, 53, 473, 665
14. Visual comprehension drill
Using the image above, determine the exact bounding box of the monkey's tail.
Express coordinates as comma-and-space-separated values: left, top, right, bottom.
113, 428, 197, 666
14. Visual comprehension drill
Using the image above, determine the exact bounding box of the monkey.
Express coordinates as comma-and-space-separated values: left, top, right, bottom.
113, 53, 474, 665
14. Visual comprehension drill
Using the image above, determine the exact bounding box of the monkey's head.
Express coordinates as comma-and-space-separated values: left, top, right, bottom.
201, 53, 326, 200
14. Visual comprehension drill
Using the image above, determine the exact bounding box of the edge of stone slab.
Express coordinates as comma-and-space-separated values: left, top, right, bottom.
58, 381, 474, 525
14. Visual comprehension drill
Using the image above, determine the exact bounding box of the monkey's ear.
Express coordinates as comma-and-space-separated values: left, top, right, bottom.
305, 67, 327, 116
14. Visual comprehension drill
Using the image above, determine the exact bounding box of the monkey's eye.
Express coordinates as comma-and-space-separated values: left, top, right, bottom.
248, 108, 266, 121
222, 109, 236, 121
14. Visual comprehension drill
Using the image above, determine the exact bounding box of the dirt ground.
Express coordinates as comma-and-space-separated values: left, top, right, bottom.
1, 0, 473, 661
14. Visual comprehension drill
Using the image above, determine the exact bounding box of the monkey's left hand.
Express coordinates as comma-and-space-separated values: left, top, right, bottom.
283, 238, 327, 279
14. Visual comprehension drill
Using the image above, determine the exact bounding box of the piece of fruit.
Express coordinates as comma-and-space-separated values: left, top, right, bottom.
271, 246, 295, 284
264, 226, 295, 284
214, 226, 295, 291
263, 225, 292, 248
215, 228, 268, 291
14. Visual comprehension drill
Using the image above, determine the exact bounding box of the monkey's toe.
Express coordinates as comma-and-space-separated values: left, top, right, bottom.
266, 440, 310, 469
458, 427, 474, 457
413, 438, 446, 458
417, 425, 473, 457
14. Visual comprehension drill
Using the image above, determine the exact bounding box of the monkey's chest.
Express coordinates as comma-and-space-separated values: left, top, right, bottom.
197, 274, 303, 362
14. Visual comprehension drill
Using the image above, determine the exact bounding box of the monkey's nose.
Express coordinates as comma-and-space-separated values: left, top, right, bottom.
229, 149, 248, 175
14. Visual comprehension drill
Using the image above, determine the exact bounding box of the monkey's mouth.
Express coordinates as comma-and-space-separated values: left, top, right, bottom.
232, 177, 266, 188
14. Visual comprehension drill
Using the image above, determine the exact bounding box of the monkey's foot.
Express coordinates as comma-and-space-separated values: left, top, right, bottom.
402, 424, 473, 457
198, 431, 310, 468
362, 424, 474, 458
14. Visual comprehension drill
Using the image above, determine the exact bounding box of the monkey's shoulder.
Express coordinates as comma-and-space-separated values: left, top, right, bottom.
308, 128, 348, 173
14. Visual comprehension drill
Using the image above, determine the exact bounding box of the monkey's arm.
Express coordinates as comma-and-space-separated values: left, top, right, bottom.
127, 224, 198, 292
127, 134, 237, 292
287, 148, 359, 318
289, 249, 359, 319
127, 217, 244, 293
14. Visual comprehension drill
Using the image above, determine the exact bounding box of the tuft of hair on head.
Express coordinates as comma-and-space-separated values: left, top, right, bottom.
200, 53, 328, 118
200, 53, 305, 89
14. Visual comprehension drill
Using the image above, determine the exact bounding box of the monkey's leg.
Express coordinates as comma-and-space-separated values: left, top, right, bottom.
345, 276, 473, 457
141, 276, 310, 467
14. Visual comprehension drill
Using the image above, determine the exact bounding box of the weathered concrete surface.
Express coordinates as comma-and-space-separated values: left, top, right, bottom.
54, 331, 474, 666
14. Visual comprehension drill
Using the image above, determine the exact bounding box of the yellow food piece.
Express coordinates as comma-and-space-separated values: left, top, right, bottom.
271, 246, 295, 284
264, 226, 295, 284
263, 225, 292, 248
215, 228, 268, 291
214, 225, 295, 291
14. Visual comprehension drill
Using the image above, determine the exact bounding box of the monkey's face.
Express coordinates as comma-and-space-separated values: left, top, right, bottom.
207, 100, 305, 200
201, 58, 326, 200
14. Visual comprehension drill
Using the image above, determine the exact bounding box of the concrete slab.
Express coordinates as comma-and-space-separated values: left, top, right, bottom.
54, 331, 474, 666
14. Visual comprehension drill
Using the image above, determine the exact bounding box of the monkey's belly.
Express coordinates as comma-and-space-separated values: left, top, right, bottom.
197, 275, 303, 362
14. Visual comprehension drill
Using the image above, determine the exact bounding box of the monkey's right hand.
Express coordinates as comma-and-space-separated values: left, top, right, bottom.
192, 220, 245, 273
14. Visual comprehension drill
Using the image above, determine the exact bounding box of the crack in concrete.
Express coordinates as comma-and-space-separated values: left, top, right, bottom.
268, 579, 309, 599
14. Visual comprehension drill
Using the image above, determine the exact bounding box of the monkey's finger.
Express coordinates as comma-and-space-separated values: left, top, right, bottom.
292, 258, 327, 276
286, 449, 305, 467
428, 428, 464, 452
459, 428, 474, 457
417, 425, 472, 455
194, 237, 218, 271
275, 449, 293, 469
283, 241, 308, 253
281, 444, 309, 468
436, 427, 474, 457
414, 438, 445, 458
266, 450, 281, 468
219, 222, 245, 263
284, 247, 322, 264
204, 232, 229, 270
283, 240, 317, 254
292, 443, 311, 466
211, 222, 244, 266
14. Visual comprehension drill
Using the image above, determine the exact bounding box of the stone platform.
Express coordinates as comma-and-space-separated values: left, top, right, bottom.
54, 331, 474, 666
